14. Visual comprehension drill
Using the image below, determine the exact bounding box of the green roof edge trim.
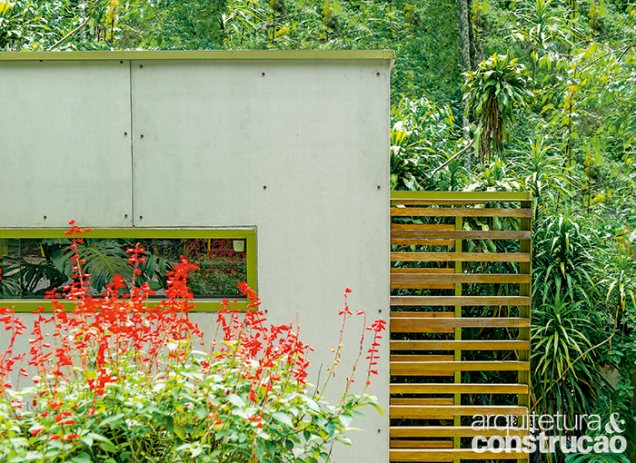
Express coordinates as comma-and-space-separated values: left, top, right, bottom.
0, 50, 395, 61
0, 228, 256, 239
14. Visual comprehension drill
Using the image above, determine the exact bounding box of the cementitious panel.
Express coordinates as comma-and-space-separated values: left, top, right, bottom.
0, 60, 132, 227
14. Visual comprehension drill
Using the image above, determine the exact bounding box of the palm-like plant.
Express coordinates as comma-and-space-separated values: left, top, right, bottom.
463, 54, 534, 164
532, 293, 600, 422
533, 207, 599, 304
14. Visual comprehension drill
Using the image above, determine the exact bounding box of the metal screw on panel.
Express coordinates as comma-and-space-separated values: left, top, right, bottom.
377, 429, 381, 433
140, 65, 143, 68
377, 185, 381, 189
140, 134, 144, 138
139, 216, 143, 220
262, 72, 265, 76
120, 61, 123, 64
124, 214, 128, 218
377, 72, 380, 76
43, 215, 47, 219
264, 310, 268, 314
124, 132, 128, 136
263, 186, 267, 190
378, 309, 382, 313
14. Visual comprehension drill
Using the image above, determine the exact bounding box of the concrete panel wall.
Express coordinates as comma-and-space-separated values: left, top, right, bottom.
0, 52, 392, 463
0, 60, 132, 227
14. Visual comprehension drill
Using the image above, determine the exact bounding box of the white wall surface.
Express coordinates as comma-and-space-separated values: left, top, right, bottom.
0, 52, 392, 463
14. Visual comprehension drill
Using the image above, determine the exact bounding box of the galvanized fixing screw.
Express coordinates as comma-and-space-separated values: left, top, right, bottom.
124, 214, 128, 218
377, 185, 381, 189
140, 65, 143, 68
124, 132, 128, 136
377, 72, 380, 76
139, 216, 143, 219
263, 186, 267, 190
262, 72, 265, 76
264, 310, 268, 314
377, 429, 381, 433
43, 215, 47, 219
140, 134, 144, 138
378, 309, 382, 313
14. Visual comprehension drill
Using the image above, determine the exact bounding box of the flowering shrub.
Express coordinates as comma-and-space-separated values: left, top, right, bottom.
0, 222, 386, 463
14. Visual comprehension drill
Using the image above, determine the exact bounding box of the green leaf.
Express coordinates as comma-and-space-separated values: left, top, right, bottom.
227, 394, 245, 408
100, 441, 119, 453
99, 413, 126, 428
87, 432, 114, 443
195, 406, 208, 420
271, 411, 293, 427
173, 423, 187, 440
339, 414, 353, 428
70, 454, 93, 463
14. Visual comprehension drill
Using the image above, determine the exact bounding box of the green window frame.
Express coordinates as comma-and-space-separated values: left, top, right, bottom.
0, 228, 257, 313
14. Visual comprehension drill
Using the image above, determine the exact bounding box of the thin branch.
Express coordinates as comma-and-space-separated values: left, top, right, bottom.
432, 140, 474, 175
47, 17, 90, 51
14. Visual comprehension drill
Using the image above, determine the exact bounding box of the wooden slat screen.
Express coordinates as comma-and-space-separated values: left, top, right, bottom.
389, 191, 532, 463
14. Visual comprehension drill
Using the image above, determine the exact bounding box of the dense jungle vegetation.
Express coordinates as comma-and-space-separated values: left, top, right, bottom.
2, 0, 636, 461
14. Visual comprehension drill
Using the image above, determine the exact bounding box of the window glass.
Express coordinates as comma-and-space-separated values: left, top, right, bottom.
0, 238, 247, 299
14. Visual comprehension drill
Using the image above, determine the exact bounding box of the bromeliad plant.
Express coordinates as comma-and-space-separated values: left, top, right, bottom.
0, 221, 386, 463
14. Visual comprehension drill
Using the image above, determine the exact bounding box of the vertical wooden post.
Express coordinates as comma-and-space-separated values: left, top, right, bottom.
454, 214, 463, 460
518, 200, 532, 463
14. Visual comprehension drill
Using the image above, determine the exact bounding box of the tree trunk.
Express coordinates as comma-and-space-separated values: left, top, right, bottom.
458, 0, 474, 167
467, 0, 482, 68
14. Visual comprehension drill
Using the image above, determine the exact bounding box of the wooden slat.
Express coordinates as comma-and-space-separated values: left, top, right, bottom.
392, 199, 519, 205
392, 230, 531, 240
391, 398, 455, 405
395, 371, 455, 377
391, 252, 531, 263
392, 239, 456, 246
391, 312, 455, 318
391, 268, 455, 274
391, 208, 532, 218
391, 318, 530, 332
391, 361, 529, 375
390, 340, 530, 351
390, 273, 531, 284
391, 282, 456, 290
392, 224, 456, 230
390, 440, 454, 449
390, 296, 531, 306
390, 192, 531, 201
390, 426, 529, 438
389, 449, 528, 461
390, 405, 528, 419
389, 311, 455, 333
390, 383, 529, 394
391, 355, 455, 362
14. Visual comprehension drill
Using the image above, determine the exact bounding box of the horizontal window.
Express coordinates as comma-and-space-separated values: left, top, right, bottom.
0, 229, 256, 312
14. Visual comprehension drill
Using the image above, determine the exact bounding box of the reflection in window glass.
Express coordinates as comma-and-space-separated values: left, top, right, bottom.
0, 238, 246, 299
